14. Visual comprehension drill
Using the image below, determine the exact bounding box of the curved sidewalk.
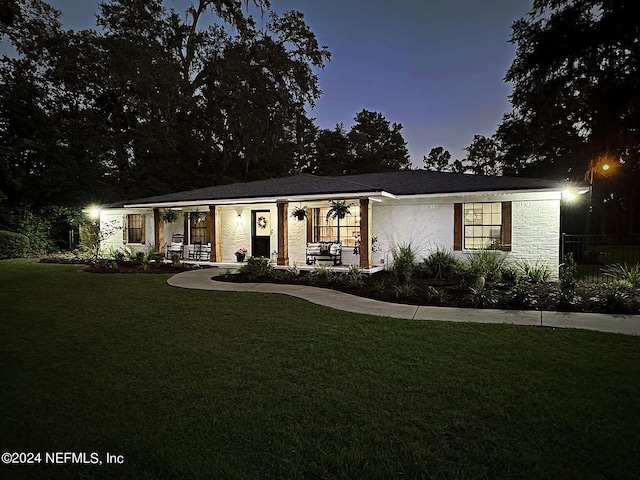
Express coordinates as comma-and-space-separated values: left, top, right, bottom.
168, 268, 640, 336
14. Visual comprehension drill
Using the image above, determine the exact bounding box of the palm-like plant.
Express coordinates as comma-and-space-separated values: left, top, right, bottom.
325, 200, 351, 242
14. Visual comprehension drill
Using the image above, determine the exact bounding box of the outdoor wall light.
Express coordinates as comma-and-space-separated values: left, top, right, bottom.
236, 214, 243, 226
88, 205, 100, 219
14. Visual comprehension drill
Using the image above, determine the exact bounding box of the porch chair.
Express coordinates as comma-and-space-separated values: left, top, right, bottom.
166, 233, 184, 259
188, 242, 202, 260
200, 243, 212, 261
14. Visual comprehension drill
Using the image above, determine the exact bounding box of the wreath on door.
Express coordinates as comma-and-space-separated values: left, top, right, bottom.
257, 216, 268, 229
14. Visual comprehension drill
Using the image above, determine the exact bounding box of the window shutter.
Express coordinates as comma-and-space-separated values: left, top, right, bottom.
501, 201, 512, 251
140, 214, 146, 244
183, 213, 190, 245
122, 215, 128, 243
453, 203, 462, 251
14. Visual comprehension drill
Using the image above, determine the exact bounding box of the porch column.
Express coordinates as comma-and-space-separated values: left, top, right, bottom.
277, 201, 289, 266
359, 198, 372, 269
208, 205, 222, 262
153, 208, 164, 253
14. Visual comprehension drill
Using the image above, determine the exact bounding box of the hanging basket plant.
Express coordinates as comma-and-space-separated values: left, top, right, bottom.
326, 200, 351, 243
190, 210, 207, 223
326, 200, 351, 221
160, 208, 179, 224
291, 206, 308, 221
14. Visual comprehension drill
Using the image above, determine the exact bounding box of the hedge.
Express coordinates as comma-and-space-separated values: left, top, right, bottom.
0, 230, 30, 259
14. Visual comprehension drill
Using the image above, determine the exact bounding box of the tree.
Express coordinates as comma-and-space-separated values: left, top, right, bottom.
346, 109, 410, 174
423, 146, 452, 171
458, 135, 502, 176
303, 124, 352, 175
300, 111, 410, 176
0, 0, 330, 247
1, 0, 331, 203
498, 0, 640, 234
85, 1, 331, 195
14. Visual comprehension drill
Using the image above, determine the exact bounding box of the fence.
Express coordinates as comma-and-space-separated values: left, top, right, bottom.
561, 234, 640, 282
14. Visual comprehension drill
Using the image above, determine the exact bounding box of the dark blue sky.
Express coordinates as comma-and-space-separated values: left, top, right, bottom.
47, 0, 533, 167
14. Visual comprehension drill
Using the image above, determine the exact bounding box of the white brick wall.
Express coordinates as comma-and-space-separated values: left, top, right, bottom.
371, 194, 561, 278
372, 201, 453, 266
510, 199, 560, 278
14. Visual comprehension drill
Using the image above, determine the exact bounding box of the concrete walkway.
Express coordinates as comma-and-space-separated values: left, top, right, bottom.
168, 268, 640, 336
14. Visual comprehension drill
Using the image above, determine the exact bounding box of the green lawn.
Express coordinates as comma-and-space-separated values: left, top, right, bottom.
1, 260, 639, 480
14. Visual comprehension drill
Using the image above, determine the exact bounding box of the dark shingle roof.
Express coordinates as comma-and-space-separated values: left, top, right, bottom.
115, 171, 565, 207
335, 170, 564, 195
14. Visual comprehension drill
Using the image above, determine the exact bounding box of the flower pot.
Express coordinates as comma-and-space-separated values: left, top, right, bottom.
235, 253, 246, 262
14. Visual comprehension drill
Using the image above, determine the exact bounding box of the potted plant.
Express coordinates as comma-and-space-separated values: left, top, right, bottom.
235, 248, 247, 262
160, 208, 178, 224
326, 200, 351, 242
291, 206, 308, 221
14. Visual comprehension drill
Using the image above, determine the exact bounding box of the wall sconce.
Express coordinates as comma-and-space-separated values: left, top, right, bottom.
88, 205, 100, 219
236, 213, 243, 226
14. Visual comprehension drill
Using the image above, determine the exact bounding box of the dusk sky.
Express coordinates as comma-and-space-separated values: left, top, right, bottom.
46, 0, 534, 167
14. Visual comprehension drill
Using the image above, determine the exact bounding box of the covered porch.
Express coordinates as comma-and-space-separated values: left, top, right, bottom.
140, 196, 380, 270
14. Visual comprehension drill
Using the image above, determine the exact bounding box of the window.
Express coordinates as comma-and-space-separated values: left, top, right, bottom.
454, 202, 511, 251
190, 213, 210, 244
313, 206, 360, 247
125, 214, 145, 244
463, 203, 502, 250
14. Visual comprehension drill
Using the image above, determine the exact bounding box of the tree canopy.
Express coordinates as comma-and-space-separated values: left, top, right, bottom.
303, 110, 411, 175
0, 0, 331, 209
497, 0, 639, 233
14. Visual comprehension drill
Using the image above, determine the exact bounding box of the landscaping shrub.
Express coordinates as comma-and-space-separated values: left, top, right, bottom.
500, 265, 520, 284
465, 249, 508, 283
391, 243, 416, 285
311, 263, 336, 282
147, 252, 165, 263
559, 252, 578, 291
393, 283, 415, 298
469, 284, 497, 308
599, 285, 633, 313
601, 263, 640, 286
0, 207, 61, 254
425, 285, 448, 304
0, 230, 30, 259
419, 247, 459, 279
452, 261, 482, 288
113, 249, 127, 263
506, 282, 538, 309
239, 256, 273, 279
342, 265, 364, 287
517, 260, 551, 283
171, 253, 182, 267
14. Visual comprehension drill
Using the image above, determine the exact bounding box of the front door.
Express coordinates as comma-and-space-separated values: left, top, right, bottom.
251, 210, 271, 258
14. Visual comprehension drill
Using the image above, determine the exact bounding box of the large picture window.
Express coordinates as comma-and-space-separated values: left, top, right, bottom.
313, 206, 360, 247
125, 214, 145, 244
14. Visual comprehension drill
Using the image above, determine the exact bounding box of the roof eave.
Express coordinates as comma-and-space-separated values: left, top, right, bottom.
394, 187, 566, 200
123, 190, 394, 208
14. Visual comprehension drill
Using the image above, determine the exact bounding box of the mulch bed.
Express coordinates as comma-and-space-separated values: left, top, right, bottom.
85, 261, 209, 274
40, 257, 207, 274
218, 270, 640, 315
